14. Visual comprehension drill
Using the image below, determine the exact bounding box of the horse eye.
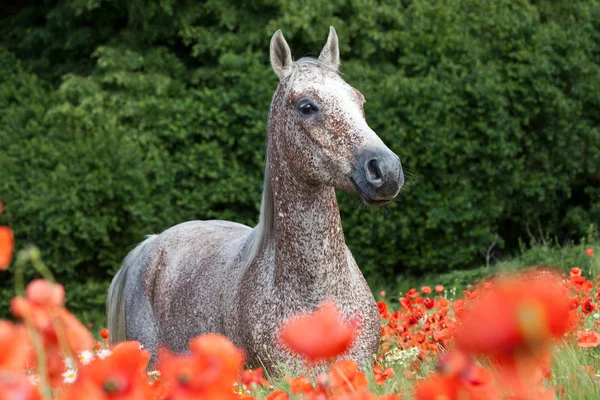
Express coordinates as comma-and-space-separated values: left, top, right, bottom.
298, 101, 318, 115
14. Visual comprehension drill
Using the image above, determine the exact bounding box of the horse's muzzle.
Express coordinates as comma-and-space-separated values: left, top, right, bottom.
351, 148, 404, 206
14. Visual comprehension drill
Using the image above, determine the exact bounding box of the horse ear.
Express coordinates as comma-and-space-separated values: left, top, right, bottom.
318, 26, 340, 71
270, 30, 293, 79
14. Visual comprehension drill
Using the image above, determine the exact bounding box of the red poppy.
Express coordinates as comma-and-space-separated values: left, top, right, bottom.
582, 298, 595, 314
454, 270, 573, 357
288, 375, 313, 395
435, 285, 445, 293
0, 226, 14, 270
586, 248, 594, 257
279, 301, 356, 363
577, 331, 600, 348
377, 301, 389, 318
157, 334, 244, 400
265, 390, 289, 400
59, 341, 151, 400
188, 334, 245, 380
373, 364, 395, 384
327, 359, 369, 395
414, 365, 499, 400
0, 321, 29, 371
25, 279, 65, 307
240, 367, 269, 389
423, 298, 435, 309
421, 286, 432, 295
100, 328, 109, 340
380, 290, 386, 298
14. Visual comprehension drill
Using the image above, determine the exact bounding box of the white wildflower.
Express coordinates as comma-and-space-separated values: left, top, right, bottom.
382, 346, 420, 367
62, 369, 77, 384
78, 350, 94, 365
593, 313, 600, 319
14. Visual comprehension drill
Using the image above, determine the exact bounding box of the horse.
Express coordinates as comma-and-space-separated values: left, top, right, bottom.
106, 26, 404, 372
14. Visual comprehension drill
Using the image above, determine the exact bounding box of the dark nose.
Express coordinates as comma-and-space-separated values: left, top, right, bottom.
363, 152, 404, 198
352, 148, 404, 203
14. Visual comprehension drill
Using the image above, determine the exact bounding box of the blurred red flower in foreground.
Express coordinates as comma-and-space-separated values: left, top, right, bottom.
0, 374, 41, 400
577, 331, 600, 348
0, 201, 13, 271
59, 341, 151, 400
279, 301, 356, 363
414, 352, 500, 400
0, 226, 13, 270
453, 270, 575, 357
157, 334, 245, 400
0, 320, 29, 371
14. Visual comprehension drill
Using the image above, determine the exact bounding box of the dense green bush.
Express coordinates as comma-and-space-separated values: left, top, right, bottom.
0, 0, 599, 323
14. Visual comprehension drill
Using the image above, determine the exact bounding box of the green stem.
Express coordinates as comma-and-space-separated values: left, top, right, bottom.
28, 248, 77, 364
14, 248, 52, 400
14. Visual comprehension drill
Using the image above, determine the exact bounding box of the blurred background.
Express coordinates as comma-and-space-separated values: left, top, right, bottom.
0, 0, 598, 327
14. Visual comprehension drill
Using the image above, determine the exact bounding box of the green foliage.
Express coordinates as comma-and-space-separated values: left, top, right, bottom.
1, 0, 599, 323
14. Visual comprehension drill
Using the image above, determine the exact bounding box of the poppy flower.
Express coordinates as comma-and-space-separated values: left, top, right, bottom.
288, 376, 313, 395
377, 301, 389, 318
414, 367, 499, 400
423, 298, 434, 309
0, 320, 29, 371
373, 364, 395, 384
0, 226, 14, 270
58, 341, 151, 400
454, 270, 573, 357
435, 285, 445, 293
421, 286, 432, 295
327, 359, 369, 395
582, 298, 595, 315
240, 367, 269, 389
188, 334, 245, 381
265, 390, 289, 400
25, 279, 65, 307
577, 331, 600, 348
157, 334, 244, 400
279, 301, 356, 363
158, 350, 238, 400
586, 249, 594, 257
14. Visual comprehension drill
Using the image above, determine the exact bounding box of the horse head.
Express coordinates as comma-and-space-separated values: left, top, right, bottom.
268, 27, 404, 206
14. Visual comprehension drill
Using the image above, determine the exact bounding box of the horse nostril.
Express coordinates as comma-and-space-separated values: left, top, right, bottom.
366, 158, 384, 187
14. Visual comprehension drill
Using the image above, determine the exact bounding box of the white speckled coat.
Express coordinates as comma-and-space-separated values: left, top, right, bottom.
106, 27, 404, 373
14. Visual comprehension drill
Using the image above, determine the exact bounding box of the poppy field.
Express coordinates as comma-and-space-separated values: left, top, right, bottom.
1, 206, 600, 399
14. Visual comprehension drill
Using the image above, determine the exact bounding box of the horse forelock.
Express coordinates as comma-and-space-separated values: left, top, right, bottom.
280, 57, 341, 99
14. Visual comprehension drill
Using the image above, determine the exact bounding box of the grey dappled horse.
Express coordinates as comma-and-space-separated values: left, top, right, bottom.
106, 27, 404, 372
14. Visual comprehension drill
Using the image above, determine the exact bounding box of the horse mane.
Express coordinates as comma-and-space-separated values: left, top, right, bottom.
240, 57, 340, 268
241, 158, 274, 266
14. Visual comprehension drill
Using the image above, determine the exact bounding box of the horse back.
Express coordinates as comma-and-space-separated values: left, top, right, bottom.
124, 219, 253, 353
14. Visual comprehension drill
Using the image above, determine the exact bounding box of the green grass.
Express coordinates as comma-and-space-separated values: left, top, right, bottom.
375, 229, 599, 300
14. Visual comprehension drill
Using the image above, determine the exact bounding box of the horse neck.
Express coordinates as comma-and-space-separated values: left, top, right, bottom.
266, 143, 350, 294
